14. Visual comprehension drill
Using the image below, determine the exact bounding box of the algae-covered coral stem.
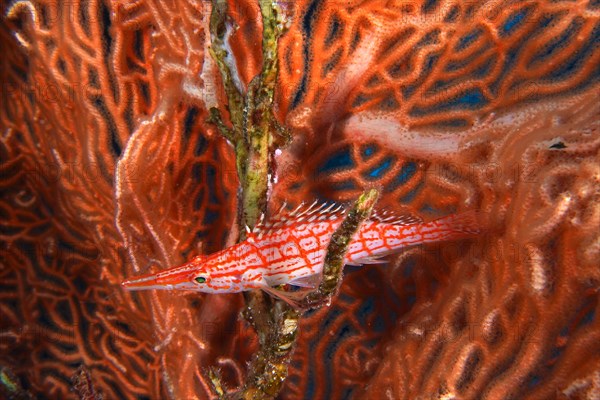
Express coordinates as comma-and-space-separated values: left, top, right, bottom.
207, 1, 379, 398
208, 0, 289, 230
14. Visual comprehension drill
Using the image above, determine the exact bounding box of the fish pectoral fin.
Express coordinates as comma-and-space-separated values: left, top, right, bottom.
288, 274, 321, 289
345, 262, 362, 267
351, 256, 389, 265
260, 285, 310, 309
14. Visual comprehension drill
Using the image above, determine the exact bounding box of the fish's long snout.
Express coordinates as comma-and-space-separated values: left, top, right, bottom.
121, 263, 201, 291
121, 274, 162, 291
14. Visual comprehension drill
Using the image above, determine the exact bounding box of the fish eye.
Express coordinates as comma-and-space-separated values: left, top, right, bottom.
195, 276, 207, 284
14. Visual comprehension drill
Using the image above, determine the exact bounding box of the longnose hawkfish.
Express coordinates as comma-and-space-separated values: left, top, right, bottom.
122, 201, 480, 306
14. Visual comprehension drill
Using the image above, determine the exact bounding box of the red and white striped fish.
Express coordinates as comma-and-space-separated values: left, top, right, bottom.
121, 201, 480, 305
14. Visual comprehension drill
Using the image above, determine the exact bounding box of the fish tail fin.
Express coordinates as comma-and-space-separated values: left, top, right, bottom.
434, 210, 482, 237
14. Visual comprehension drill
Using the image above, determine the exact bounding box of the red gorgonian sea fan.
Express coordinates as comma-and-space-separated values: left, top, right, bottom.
1, 0, 599, 399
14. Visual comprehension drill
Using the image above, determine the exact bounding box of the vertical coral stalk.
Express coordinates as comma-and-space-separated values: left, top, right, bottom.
242, 0, 288, 226
208, 0, 288, 230
207, 2, 379, 398
207, 0, 293, 397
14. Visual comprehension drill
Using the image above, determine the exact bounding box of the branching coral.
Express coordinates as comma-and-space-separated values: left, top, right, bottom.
358, 91, 600, 399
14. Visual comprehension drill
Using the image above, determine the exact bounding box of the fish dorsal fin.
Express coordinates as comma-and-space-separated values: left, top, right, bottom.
370, 209, 422, 226
253, 200, 347, 238
251, 201, 421, 238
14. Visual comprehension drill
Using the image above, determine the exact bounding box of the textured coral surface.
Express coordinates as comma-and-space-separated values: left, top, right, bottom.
1, 0, 599, 399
